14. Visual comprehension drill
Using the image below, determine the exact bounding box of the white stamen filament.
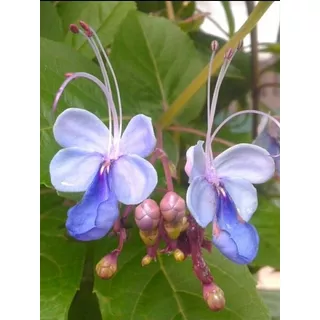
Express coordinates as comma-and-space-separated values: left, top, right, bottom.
91, 29, 123, 140
205, 50, 236, 162
78, 30, 115, 152
210, 110, 280, 158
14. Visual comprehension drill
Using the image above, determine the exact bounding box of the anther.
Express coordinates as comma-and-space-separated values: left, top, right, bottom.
224, 48, 234, 60
211, 40, 219, 52
69, 24, 79, 34
79, 21, 93, 37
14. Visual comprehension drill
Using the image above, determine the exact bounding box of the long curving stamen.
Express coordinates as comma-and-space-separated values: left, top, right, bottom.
89, 28, 123, 139
210, 110, 280, 158
76, 29, 114, 150
207, 41, 219, 130
52, 72, 118, 153
205, 47, 238, 162
77, 22, 121, 150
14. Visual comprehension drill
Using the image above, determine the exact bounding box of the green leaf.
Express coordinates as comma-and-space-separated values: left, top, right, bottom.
40, 188, 86, 320
110, 11, 206, 123
158, 1, 274, 128
40, 37, 107, 186
93, 231, 269, 319
250, 193, 280, 269
220, 1, 235, 36
258, 289, 280, 319
40, 2, 64, 41
58, 1, 136, 59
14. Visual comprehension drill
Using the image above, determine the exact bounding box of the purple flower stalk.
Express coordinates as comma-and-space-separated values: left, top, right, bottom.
49, 22, 158, 241
185, 42, 280, 264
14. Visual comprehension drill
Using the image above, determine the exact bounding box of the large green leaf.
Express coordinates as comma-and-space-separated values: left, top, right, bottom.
93, 227, 269, 319
251, 194, 280, 269
40, 2, 64, 41
40, 189, 86, 320
40, 37, 107, 186
109, 11, 206, 123
58, 1, 136, 59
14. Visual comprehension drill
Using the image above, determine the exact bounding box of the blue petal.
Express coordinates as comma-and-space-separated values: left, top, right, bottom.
254, 131, 280, 176
221, 177, 258, 222
53, 108, 110, 154
119, 114, 156, 157
186, 176, 218, 228
66, 170, 119, 241
50, 147, 103, 192
212, 187, 259, 264
214, 143, 275, 184
185, 141, 206, 183
110, 154, 157, 205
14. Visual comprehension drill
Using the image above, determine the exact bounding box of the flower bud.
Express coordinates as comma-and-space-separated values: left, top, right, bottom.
163, 222, 182, 240
173, 249, 185, 262
96, 252, 118, 280
139, 229, 159, 246
135, 199, 160, 231
160, 192, 186, 223
203, 283, 225, 311
163, 216, 189, 240
141, 255, 153, 267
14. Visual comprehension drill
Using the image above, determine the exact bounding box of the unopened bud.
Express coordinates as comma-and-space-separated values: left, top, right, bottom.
141, 255, 153, 266
203, 283, 225, 311
135, 199, 160, 231
96, 252, 118, 280
139, 229, 159, 246
211, 40, 219, 52
173, 249, 185, 262
160, 192, 186, 223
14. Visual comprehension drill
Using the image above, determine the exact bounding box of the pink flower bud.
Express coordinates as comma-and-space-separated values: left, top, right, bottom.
203, 283, 225, 311
135, 199, 160, 231
96, 251, 118, 280
160, 192, 186, 223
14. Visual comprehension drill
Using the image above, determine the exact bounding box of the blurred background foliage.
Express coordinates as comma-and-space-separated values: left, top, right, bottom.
40, 1, 280, 319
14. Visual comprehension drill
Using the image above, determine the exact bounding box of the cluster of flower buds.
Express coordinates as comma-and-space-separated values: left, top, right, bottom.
135, 191, 189, 265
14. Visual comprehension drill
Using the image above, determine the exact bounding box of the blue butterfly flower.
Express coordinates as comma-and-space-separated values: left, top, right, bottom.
49, 23, 157, 241
184, 43, 280, 264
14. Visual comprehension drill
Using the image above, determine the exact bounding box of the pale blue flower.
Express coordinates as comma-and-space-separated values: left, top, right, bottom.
184, 43, 279, 264
49, 23, 157, 241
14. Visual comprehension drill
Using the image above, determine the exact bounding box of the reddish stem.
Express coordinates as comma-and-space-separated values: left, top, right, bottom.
187, 216, 214, 284
155, 148, 174, 192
